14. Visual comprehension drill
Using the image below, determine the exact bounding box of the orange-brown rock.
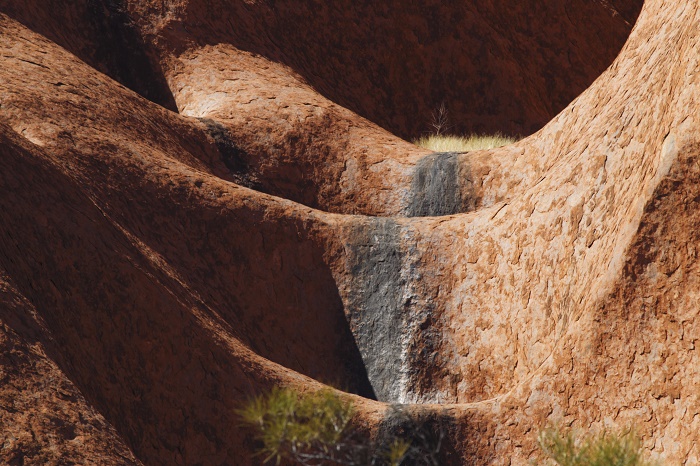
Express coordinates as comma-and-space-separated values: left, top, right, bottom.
124, 0, 642, 214
3, 0, 700, 465
2, 0, 642, 215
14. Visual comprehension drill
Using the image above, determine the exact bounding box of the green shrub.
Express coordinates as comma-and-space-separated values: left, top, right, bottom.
537, 427, 658, 466
239, 387, 359, 465
239, 387, 442, 466
413, 134, 517, 152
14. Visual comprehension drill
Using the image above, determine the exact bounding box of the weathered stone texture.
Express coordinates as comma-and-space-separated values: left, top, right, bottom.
4, 0, 700, 465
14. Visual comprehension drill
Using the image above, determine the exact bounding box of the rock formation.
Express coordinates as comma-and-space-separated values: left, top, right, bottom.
4, 0, 700, 464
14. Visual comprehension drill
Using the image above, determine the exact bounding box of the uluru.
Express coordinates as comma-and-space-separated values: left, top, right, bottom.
1, 0, 699, 464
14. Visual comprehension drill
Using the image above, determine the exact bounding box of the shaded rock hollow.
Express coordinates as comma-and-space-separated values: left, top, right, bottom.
5, 0, 700, 465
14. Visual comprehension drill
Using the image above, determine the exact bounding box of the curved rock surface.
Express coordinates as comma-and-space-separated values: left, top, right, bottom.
3, 0, 700, 465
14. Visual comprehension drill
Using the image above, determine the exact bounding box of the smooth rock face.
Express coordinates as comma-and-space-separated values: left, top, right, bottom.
5, 0, 700, 465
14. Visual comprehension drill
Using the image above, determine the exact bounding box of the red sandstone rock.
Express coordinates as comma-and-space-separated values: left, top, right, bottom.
3, 0, 700, 465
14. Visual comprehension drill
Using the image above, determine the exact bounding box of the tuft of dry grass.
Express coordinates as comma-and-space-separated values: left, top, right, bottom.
537, 427, 658, 466
413, 133, 517, 152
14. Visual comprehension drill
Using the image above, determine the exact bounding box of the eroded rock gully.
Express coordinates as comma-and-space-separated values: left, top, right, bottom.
3, 0, 700, 464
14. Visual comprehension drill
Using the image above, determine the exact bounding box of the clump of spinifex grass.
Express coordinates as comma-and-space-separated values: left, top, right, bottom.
537, 427, 659, 466
238, 387, 443, 465
413, 133, 517, 152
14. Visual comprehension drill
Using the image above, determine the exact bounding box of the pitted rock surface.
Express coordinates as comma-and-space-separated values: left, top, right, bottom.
5, 1, 700, 465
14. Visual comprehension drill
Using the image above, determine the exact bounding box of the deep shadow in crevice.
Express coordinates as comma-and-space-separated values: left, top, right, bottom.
377, 406, 496, 466
198, 117, 262, 190
85, 0, 178, 112
2, 0, 178, 112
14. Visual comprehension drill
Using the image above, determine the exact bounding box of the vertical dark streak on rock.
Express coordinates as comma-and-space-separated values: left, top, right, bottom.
407, 152, 474, 217
343, 218, 443, 402
344, 218, 406, 402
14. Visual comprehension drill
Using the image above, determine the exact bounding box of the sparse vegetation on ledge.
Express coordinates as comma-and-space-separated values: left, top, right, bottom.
537, 427, 658, 466
413, 133, 517, 152
239, 387, 443, 465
